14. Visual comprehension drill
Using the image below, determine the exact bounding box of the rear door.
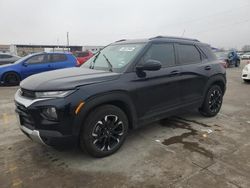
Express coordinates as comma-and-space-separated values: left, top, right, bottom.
48, 54, 70, 70
134, 43, 182, 119
21, 54, 52, 78
176, 43, 208, 105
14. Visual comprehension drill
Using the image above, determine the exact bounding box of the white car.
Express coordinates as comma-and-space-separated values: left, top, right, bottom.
242, 64, 250, 82
242, 52, 250, 60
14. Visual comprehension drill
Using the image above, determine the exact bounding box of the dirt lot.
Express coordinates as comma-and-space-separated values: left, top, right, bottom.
0, 61, 250, 188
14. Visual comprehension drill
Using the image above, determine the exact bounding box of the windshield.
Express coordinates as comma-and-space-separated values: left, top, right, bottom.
82, 43, 145, 73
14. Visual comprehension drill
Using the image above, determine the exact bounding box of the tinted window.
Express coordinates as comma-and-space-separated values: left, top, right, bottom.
178, 44, 201, 64
26, 55, 46, 64
143, 43, 175, 67
49, 54, 67, 62
199, 45, 216, 60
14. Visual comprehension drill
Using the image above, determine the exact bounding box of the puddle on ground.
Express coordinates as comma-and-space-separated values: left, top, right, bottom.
160, 118, 215, 160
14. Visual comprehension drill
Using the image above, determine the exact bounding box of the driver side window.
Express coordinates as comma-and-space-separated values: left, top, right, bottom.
26, 54, 46, 64
142, 43, 176, 67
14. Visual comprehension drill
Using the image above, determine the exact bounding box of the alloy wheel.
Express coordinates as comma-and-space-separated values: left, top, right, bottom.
208, 89, 222, 113
91, 115, 125, 151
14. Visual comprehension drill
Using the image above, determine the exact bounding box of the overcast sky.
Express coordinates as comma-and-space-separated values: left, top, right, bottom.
0, 0, 249, 49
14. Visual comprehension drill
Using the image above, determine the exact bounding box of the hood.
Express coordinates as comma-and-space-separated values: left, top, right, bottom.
20, 67, 120, 91
0, 63, 14, 68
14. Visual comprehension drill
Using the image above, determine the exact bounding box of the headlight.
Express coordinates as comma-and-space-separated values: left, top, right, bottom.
244, 66, 248, 71
35, 90, 75, 98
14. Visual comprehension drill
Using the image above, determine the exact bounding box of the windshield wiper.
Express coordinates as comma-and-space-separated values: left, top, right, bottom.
102, 54, 113, 72
89, 51, 101, 69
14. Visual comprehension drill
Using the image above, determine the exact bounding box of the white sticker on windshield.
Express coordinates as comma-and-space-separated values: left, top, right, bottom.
119, 47, 136, 52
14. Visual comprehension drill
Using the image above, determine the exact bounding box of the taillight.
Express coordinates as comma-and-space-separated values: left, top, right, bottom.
219, 61, 227, 68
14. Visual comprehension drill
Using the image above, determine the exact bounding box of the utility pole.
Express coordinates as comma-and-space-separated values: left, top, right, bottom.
67, 32, 70, 52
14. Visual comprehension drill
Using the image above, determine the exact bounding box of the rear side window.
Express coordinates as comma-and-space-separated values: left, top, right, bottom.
49, 54, 67, 62
26, 55, 46, 64
178, 44, 201, 65
143, 43, 175, 67
199, 45, 216, 60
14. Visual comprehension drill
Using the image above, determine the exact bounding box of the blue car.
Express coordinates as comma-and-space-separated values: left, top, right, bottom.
0, 52, 77, 86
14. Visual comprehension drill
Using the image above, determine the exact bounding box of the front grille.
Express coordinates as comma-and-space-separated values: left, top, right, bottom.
20, 88, 36, 99
243, 74, 247, 77
15, 102, 35, 130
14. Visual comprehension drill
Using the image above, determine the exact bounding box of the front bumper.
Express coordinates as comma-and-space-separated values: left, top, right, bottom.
20, 125, 46, 145
14, 89, 79, 147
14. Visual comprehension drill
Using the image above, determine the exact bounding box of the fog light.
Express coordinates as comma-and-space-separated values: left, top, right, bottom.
41, 107, 58, 121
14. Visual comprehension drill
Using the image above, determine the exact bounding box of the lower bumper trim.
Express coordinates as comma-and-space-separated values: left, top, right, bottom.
20, 125, 47, 145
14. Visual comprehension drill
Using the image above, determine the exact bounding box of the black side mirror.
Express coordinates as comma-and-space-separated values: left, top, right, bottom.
136, 59, 162, 71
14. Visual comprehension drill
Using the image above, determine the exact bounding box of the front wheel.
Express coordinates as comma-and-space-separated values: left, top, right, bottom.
3, 72, 20, 86
199, 85, 223, 117
80, 105, 129, 157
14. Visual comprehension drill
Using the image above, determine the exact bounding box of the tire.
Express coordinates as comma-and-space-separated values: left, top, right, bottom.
3, 72, 20, 86
243, 79, 250, 83
235, 60, 240, 67
80, 105, 129, 157
199, 85, 223, 117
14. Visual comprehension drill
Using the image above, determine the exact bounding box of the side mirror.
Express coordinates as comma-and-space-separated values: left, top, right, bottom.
136, 59, 162, 71
23, 62, 28, 67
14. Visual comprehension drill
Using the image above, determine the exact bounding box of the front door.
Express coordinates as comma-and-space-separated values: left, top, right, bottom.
134, 43, 182, 119
21, 54, 53, 79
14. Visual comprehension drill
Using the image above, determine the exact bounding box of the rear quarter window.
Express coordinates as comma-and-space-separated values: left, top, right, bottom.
199, 45, 217, 60
178, 44, 201, 65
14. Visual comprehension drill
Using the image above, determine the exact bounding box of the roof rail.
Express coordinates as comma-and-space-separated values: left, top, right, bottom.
149, 36, 200, 42
115, 39, 127, 43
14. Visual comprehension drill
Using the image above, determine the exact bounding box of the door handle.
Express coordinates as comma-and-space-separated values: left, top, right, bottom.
205, 66, 211, 70
170, 70, 180, 76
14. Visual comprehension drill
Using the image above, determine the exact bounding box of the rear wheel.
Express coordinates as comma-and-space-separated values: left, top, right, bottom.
80, 105, 128, 157
199, 85, 223, 117
235, 60, 240, 67
3, 72, 20, 86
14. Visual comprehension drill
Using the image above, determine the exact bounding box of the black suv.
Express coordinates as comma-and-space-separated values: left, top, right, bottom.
15, 36, 226, 157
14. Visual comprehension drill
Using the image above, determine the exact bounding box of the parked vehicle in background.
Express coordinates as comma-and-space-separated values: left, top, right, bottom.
242, 52, 250, 60
228, 51, 240, 67
0, 53, 20, 65
215, 51, 240, 67
0, 52, 77, 86
15, 36, 226, 157
74, 50, 93, 66
242, 64, 250, 82
215, 51, 229, 68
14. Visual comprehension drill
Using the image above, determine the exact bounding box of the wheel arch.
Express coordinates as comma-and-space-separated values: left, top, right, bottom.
1, 70, 21, 82
203, 74, 226, 97
73, 91, 138, 137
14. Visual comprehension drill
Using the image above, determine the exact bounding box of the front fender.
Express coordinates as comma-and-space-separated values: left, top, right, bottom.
72, 90, 138, 137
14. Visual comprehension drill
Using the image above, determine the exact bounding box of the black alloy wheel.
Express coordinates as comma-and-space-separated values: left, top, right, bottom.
199, 85, 223, 117
208, 89, 222, 114
92, 115, 125, 151
80, 105, 128, 157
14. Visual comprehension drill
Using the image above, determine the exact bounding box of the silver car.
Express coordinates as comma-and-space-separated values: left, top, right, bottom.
0, 53, 20, 65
